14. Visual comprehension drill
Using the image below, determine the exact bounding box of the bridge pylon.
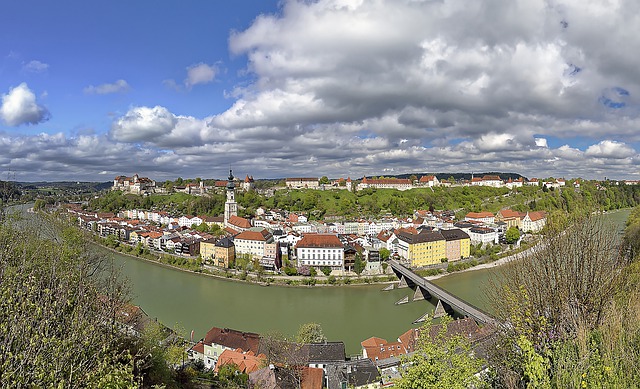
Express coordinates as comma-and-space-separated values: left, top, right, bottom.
433, 300, 454, 318
413, 287, 431, 301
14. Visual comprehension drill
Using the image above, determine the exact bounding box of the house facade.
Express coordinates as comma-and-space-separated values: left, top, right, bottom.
440, 228, 471, 261
286, 177, 320, 189
189, 327, 261, 370
522, 211, 546, 232
296, 234, 345, 270
234, 229, 274, 259
396, 230, 446, 267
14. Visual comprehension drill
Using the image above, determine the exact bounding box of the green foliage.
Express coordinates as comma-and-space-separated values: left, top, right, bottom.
320, 266, 332, 276
296, 322, 327, 344
379, 247, 391, 260
0, 215, 133, 387
447, 260, 478, 272
487, 213, 640, 387
354, 252, 366, 275
415, 268, 444, 277
394, 317, 487, 389
283, 266, 297, 276
217, 363, 248, 388
505, 226, 521, 244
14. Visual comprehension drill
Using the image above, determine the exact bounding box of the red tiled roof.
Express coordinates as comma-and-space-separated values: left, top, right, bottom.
215, 348, 266, 374
301, 367, 324, 389
202, 327, 261, 354
296, 234, 343, 248
235, 229, 271, 242
465, 211, 494, 219
228, 215, 252, 229
526, 211, 546, 221
224, 227, 239, 236
191, 341, 204, 354
497, 209, 525, 219
361, 337, 388, 348
286, 177, 318, 181
419, 175, 436, 182
365, 178, 412, 185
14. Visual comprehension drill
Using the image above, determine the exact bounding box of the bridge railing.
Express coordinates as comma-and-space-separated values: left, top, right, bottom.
389, 260, 497, 324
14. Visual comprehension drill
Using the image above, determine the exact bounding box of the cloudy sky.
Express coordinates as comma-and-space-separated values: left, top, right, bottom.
1, 0, 639, 182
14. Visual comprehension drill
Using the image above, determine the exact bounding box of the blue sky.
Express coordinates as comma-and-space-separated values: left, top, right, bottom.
1, 0, 639, 181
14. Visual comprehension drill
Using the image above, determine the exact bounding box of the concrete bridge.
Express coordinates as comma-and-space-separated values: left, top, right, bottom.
387, 259, 499, 326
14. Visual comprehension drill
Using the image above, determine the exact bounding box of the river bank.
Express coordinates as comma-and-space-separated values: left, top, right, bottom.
95, 238, 399, 288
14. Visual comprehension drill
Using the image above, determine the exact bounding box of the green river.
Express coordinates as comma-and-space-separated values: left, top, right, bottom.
12, 204, 631, 355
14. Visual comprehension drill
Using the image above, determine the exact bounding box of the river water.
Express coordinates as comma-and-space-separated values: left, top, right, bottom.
11, 204, 629, 355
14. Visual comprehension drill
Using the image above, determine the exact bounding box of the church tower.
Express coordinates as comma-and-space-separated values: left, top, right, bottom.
224, 169, 238, 226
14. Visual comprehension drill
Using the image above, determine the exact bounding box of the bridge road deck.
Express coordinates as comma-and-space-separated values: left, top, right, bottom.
388, 259, 499, 327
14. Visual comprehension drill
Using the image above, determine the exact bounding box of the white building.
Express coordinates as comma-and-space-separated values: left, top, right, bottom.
296, 234, 344, 270
233, 229, 274, 259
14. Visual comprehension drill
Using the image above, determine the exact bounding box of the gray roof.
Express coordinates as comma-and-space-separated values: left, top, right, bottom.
396, 231, 445, 244
326, 359, 380, 389
215, 236, 234, 248
305, 342, 346, 363
440, 228, 470, 241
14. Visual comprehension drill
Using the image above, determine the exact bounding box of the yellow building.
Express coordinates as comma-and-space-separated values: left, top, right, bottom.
440, 229, 471, 261
397, 231, 446, 267
200, 238, 217, 261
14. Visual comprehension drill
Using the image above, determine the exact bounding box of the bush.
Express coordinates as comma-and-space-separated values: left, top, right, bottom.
321, 266, 332, 276
447, 261, 476, 272
283, 266, 297, 276
327, 275, 337, 284
415, 268, 443, 277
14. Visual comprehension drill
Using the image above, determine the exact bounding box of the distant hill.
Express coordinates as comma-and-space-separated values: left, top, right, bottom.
16, 181, 112, 191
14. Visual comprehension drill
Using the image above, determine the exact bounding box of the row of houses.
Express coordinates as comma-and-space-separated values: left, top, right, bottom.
189, 326, 380, 389
187, 318, 493, 388
285, 175, 572, 191
71, 197, 545, 271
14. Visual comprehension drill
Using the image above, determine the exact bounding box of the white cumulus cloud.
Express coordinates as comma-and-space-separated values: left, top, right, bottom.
185, 63, 217, 88
110, 106, 178, 142
84, 79, 131, 95
585, 140, 637, 159
23, 60, 49, 73
0, 83, 50, 126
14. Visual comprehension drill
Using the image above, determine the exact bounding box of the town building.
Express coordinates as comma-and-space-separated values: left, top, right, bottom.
227, 215, 252, 232
465, 211, 495, 224
234, 229, 274, 259
189, 327, 261, 370
214, 237, 235, 268
522, 211, 547, 232
440, 228, 471, 261
113, 174, 156, 194
286, 177, 320, 189
296, 234, 345, 270
418, 175, 440, 187
395, 230, 446, 267
495, 209, 524, 229
468, 227, 498, 246
356, 177, 413, 191
214, 348, 266, 374
242, 175, 255, 191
